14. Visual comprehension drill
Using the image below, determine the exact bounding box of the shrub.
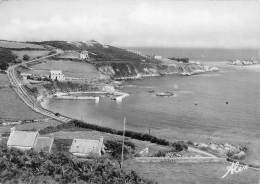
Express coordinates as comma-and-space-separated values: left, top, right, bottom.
187, 140, 194, 146
23, 54, 30, 61
171, 141, 188, 152
104, 140, 135, 160
0, 146, 155, 184
0, 62, 8, 71
0, 48, 18, 64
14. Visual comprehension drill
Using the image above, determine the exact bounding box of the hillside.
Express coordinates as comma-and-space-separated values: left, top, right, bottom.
28, 40, 160, 63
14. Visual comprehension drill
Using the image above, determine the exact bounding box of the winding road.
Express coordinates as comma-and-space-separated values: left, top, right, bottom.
7, 52, 71, 123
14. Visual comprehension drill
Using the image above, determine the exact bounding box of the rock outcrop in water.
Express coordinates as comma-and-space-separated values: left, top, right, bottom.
231, 58, 259, 65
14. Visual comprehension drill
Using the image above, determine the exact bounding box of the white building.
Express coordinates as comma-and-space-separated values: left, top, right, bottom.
79, 51, 90, 60
20, 73, 31, 80
50, 70, 65, 81
154, 55, 162, 60
7, 127, 39, 150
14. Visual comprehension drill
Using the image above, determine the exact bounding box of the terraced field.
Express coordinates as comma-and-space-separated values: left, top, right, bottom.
12, 50, 50, 60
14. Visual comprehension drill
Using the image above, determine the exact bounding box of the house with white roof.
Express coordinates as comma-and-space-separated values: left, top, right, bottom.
69, 137, 104, 157
7, 127, 39, 150
154, 55, 162, 60
50, 70, 65, 81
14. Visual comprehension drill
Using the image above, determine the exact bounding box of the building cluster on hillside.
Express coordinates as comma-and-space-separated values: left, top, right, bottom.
20, 70, 65, 82
20, 72, 50, 81
79, 51, 90, 60
127, 50, 148, 58
0, 127, 104, 157
153, 55, 162, 60
50, 70, 65, 81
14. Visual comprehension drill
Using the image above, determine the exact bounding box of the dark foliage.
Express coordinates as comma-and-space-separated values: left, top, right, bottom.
104, 140, 135, 160
0, 62, 9, 71
23, 54, 30, 61
170, 141, 188, 152
168, 57, 189, 63
0, 48, 18, 64
0, 146, 155, 184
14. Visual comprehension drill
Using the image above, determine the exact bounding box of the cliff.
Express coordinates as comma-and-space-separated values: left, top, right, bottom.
94, 60, 220, 80
95, 61, 167, 80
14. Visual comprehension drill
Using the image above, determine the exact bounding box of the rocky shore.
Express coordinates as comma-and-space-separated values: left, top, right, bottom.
195, 142, 247, 160
231, 58, 259, 65
96, 60, 220, 80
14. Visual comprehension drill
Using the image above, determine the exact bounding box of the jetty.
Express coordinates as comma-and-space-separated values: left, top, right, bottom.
156, 92, 174, 97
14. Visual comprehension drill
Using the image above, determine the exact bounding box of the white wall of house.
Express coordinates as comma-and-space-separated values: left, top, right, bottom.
79, 52, 90, 60
154, 55, 162, 60
50, 70, 65, 81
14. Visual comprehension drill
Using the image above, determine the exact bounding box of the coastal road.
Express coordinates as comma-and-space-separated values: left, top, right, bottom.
7, 51, 72, 123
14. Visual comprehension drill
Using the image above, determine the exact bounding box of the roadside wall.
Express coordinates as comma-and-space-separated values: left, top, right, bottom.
135, 157, 226, 163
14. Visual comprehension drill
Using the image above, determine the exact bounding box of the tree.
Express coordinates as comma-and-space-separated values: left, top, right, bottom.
31, 87, 38, 94
23, 54, 30, 61
0, 62, 9, 71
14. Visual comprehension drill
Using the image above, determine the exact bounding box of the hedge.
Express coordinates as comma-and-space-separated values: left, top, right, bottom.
39, 119, 181, 147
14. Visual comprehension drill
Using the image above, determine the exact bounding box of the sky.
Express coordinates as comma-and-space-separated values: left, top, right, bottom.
0, 0, 259, 48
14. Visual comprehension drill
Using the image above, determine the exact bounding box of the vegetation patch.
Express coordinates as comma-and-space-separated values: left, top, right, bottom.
104, 140, 135, 160
0, 48, 18, 65
0, 146, 155, 184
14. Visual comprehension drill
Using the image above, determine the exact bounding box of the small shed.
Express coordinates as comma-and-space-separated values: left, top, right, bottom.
7, 127, 39, 150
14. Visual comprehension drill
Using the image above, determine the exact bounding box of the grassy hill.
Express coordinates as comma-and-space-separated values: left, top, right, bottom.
28, 40, 160, 63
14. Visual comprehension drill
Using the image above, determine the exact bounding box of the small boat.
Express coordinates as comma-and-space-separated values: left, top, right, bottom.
148, 90, 154, 93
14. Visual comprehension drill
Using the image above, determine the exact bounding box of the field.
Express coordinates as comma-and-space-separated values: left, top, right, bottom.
125, 160, 260, 184
0, 40, 44, 49
12, 50, 50, 60
29, 59, 101, 79
0, 74, 48, 122
57, 51, 79, 59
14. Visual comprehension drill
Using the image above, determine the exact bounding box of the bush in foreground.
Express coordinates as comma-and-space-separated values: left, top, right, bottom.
0, 146, 155, 184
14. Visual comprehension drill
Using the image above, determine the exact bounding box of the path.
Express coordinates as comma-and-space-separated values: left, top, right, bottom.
7, 51, 72, 123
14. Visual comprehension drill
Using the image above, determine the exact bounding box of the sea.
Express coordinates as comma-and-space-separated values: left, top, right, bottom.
44, 48, 260, 165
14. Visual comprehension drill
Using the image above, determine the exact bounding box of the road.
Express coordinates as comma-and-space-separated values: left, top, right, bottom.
7, 52, 71, 123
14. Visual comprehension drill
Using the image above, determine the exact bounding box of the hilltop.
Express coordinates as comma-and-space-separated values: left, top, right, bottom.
27, 40, 160, 63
